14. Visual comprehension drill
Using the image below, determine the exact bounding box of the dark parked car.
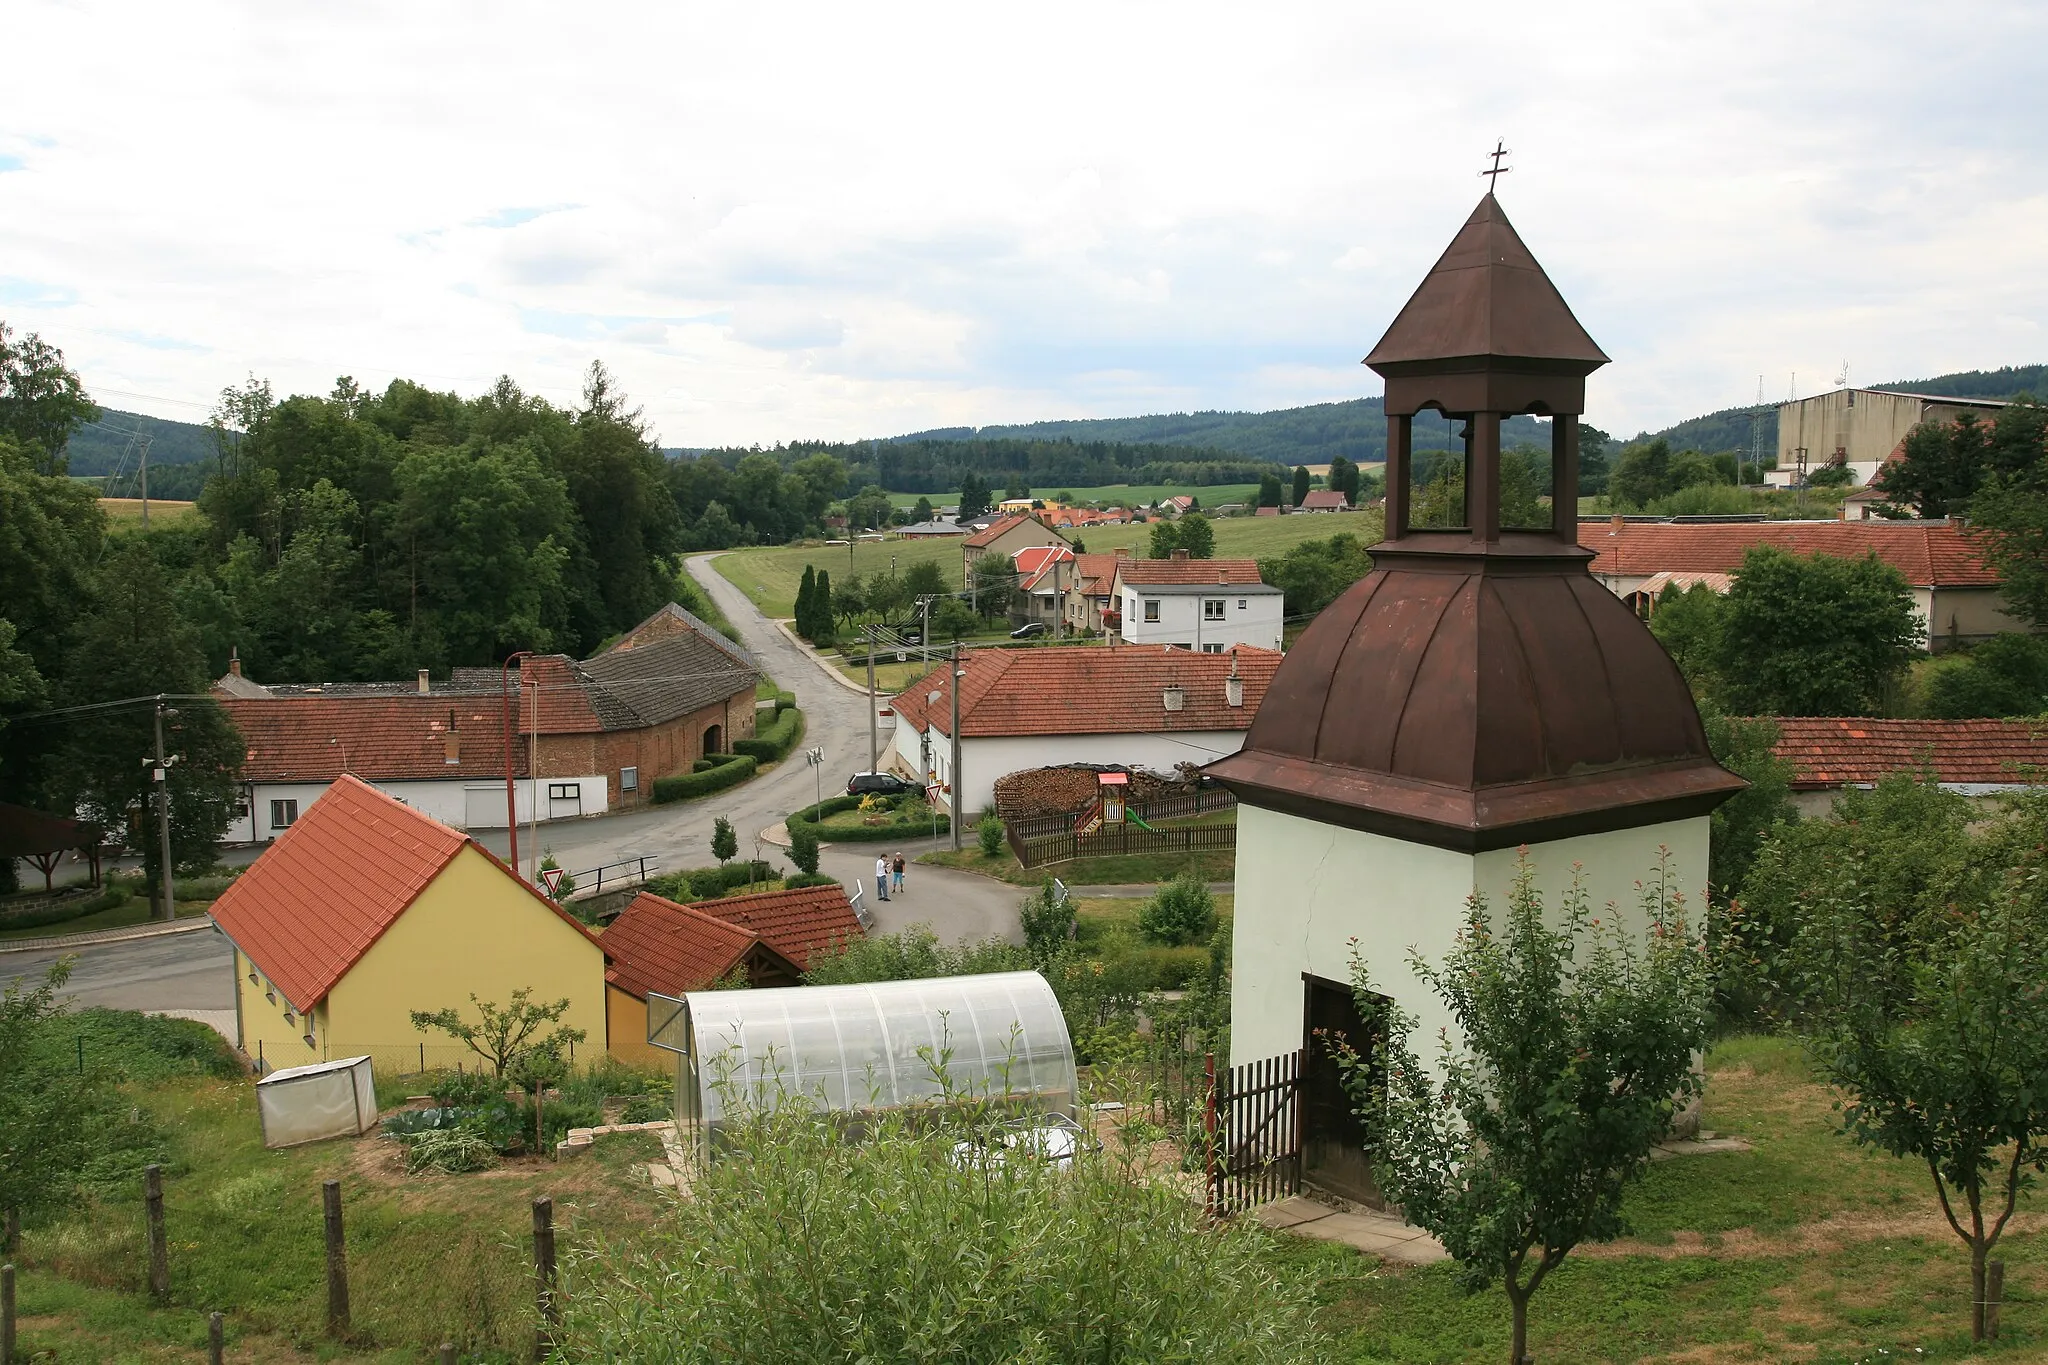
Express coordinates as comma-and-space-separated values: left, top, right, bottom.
1010, 622, 1049, 639
847, 772, 917, 797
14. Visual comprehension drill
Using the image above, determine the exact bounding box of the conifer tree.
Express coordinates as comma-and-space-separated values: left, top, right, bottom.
795, 564, 817, 638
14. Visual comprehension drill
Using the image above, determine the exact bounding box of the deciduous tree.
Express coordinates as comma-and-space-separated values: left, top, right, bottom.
1292, 465, 1312, 507
1345, 862, 1711, 1365
712, 815, 738, 868
1708, 546, 1921, 716
410, 987, 583, 1077
0, 321, 98, 474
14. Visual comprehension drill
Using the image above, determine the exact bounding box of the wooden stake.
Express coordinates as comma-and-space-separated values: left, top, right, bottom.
207, 1311, 224, 1365
532, 1196, 557, 1362
322, 1180, 350, 1336
439, 1344, 457, 1365
2, 1208, 16, 1257
2, 1262, 16, 1365
1987, 1259, 2005, 1340
144, 1165, 169, 1299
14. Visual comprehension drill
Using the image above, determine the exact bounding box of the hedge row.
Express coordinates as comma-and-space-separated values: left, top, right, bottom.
0, 885, 130, 932
652, 753, 759, 804
789, 793, 949, 843
770, 690, 796, 715
644, 861, 781, 903
735, 707, 804, 763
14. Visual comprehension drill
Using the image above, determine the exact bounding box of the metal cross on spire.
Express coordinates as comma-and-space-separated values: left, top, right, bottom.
1480, 140, 1512, 192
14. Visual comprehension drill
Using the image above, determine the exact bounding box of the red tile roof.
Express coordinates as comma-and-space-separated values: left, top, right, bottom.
1014, 545, 1075, 581
218, 697, 522, 783
1115, 557, 1267, 587
1301, 490, 1351, 510
1772, 718, 2048, 790
1578, 520, 2000, 587
892, 645, 1283, 738
1068, 552, 1126, 594
964, 513, 1063, 549
602, 892, 799, 999
696, 884, 864, 969
207, 775, 598, 1010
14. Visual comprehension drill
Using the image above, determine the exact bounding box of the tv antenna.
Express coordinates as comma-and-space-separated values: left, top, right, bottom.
1834, 360, 1851, 389
1480, 140, 1512, 192
1748, 376, 1767, 485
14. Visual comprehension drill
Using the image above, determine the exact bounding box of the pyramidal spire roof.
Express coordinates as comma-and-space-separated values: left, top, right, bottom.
1365, 194, 1609, 376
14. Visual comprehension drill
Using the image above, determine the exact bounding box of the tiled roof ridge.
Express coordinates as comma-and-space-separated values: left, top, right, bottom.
1769, 715, 2048, 789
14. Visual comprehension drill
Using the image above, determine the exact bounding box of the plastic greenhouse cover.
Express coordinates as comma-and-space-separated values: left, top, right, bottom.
257, 1055, 376, 1148
680, 971, 1076, 1125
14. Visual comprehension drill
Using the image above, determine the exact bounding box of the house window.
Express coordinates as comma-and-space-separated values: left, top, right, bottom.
1203, 643, 1225, 653
270, 799, 298, 829
1238, 599, 1247, 610
620, 766, 639, 793
1204, 599, 1225, 620
1143, 599, 1161, 623
548, 782, 580, 801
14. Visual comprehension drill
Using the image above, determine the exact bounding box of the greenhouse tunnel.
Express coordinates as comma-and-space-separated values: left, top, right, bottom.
647, 971, 1078, 1159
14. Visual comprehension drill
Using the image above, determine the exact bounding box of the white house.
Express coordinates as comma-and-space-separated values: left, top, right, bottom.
888, 645, 1282, 818
1114, 553, 1283, 652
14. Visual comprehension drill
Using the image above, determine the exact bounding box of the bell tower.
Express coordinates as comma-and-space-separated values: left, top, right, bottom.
1206, 192, 1742, 1192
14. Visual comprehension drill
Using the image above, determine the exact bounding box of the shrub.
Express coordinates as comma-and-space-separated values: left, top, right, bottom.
804, 925, 1025, 985
782, 872, 839, 890
1018, 879, 1074, 964
0, 884, 131, 932
620, 1093, 671, 1124
541, 1097, 606, 1150
1139, 872, 1218, 946
1125, 944, 1211, 991
402, 1126, 499, 1175
645, 862, 780, 903
554, 1092, 1322, 1361
43, 1007, 244, 1082
652, 754, 759, 804
431, 1069, 510, 1107
789, 794, 948, 843
734, 707, 804, 763
788, 821, 821, 876
978, 809, 1005, 858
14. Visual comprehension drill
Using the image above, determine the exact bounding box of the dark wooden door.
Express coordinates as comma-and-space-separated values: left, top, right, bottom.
1301, 973, 1381, 1207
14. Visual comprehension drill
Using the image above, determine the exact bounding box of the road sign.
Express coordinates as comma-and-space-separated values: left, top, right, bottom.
540, 866, 566, 896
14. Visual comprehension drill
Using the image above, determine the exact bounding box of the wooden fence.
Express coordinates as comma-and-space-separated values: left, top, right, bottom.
1000, 786, 1237, 842
1013, 820, 1236, 869
1205, 1050, 1304, 1218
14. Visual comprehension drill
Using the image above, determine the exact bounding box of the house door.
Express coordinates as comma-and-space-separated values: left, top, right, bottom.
703, 725, 723, 757
1301, 973, 1382, 1207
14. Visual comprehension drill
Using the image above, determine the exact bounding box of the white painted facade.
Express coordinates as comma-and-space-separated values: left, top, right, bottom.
1117, 585, 1284, 652
1228, 804, 1710, 1068
224, 773, 611, 844
889, 722, 1247, 819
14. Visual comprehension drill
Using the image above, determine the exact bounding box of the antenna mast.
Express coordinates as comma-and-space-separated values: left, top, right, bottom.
1749, 376, 1766, 485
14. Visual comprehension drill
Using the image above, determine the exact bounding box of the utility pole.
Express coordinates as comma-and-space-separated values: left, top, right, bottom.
151, 696, 177, 921
949, 643, 963, 851
920, 595, 933, 667
527, 676, 540, 882
501, 651, 533, 877
1052, 556, 1063, 640
138, 437, 153, 530
865, 625, 879, 773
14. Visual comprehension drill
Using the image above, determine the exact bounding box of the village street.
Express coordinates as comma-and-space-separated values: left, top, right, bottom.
3, 552, 1030, 1014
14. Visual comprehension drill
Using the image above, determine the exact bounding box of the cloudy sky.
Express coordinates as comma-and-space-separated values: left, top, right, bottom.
3, 1, 2041, 447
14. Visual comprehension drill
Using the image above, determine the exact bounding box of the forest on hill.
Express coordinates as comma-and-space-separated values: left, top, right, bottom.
696, 436, 1283, 496
892, 398, 1550, 466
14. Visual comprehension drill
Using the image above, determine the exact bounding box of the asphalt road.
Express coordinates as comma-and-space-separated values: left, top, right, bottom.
2, 927, 235, 1011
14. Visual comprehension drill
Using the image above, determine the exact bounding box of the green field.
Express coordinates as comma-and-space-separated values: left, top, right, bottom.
98, 497, 198, 526
714, 509, 1385, 619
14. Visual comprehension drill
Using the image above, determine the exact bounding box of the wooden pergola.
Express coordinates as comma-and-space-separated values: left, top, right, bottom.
0, 801, 103, 893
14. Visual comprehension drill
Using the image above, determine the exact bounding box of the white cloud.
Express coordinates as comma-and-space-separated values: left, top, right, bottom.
0, 0, 2041, 447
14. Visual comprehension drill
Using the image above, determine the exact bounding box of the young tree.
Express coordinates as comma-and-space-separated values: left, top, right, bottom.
1708, 545, 1922, 716
1147, 520, 1180, 559
1700, 709, 1796, 902
788, 819, 821, 876
1175, 514, 1215, 559
1347, 862, 1711, 1365
409, 988, 583, 1076
1292, 465, 1312, 507
835, 573, 868, 628
795, 564, 818, 637
902, 559, 948, 600
1329, 455, 1360, 504
932, 596, 980, 641
912, 496, 934, 523
1018, 877, 1076, 967
970, 556, 1017, 620
712, 814, 738, 868
1608, 437, 1672, 509
811, 569, 835, 645
1257, 472, 1284, 508
1578, 424, 1613, 497
1647, 581, 1728, 697
1788, 806, 2048, 1341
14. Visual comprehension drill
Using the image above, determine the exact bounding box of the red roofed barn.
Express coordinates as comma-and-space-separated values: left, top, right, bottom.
889, 645, 1282, 818
207, 775, 608, 1074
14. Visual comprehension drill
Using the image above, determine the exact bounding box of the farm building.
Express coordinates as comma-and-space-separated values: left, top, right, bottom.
890, 645, 1281, 818
215, 602, 757, 840
206, 775, 608, 1075
1767, 387, 2009, 487
1578, 515, 2022, 648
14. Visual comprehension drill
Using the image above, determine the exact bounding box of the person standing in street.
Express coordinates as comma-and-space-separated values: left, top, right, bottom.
875, 854, 891, 901
892, 852, 906, 894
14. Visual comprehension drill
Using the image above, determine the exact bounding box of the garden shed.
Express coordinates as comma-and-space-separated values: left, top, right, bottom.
648, 972, 1076, 1159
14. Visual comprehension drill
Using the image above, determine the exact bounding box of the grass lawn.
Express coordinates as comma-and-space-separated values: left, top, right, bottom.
12, 1068, 669, 1362
1297, 1033, 2048, 1362
921, 843, 1235, 887
711, 508, 1385, 619
0, 897, 214, 942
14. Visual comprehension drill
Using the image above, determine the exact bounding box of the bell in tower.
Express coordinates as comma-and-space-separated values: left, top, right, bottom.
1204, 189, 1743, 1205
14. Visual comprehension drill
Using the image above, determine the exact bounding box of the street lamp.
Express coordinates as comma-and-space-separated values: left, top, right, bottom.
501, 650, 534, 880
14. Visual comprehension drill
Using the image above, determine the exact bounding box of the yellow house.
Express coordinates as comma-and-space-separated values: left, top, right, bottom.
208, 774, 608, 1075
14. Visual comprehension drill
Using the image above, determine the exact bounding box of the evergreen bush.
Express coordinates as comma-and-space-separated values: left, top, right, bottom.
1138, 872, 1218, 946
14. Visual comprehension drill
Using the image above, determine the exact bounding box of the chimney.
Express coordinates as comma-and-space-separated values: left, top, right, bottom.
1114, 547, 1131, 558
228, 646, 242, 678
444, 709, 460, 764
1163, 685, 1185, 712
1610, 512, 1625, 536
1217, 569, 1228, 584
1171, 548, 1190, 561
1226, 654, 1243, 708
417, 668, 431, 694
